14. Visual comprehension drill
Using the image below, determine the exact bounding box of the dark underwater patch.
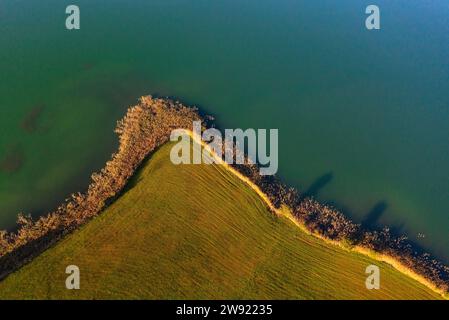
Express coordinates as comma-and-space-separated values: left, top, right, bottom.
0, 144, 25, 174
20, 105, 45, 133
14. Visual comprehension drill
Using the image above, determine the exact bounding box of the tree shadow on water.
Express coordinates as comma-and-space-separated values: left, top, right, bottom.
299, 172, 333, 201
361, 201, 388, 229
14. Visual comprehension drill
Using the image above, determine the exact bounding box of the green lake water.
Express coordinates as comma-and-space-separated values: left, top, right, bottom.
0, 0, 448, 262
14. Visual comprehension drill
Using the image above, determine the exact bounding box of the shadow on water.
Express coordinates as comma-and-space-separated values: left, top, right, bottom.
299, 173, 401, 234
361, 201, 388, 229
361, 202, 406, 238
299, 172, 448, 264
299, 172, 333, 201
390, 223, 405, 236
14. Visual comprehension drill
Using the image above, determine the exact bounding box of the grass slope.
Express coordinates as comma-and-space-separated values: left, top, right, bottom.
0, 143, 441, 299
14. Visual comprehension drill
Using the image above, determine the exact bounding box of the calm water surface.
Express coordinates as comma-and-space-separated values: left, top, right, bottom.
0, 0, 448, 262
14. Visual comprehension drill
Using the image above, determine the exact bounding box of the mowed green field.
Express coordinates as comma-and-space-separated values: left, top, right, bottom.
0, 143, 441, 299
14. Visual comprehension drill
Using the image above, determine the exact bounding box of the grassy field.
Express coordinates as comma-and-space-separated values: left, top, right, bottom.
0, 143, 441, 299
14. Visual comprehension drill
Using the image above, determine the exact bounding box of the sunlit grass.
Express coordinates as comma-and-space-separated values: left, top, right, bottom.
0, 143, 441, 299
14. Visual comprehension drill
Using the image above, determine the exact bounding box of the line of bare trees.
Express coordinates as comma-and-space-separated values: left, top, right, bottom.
232, 163, 449, 294
0, 96, 200, 279
0, 96, 448, 295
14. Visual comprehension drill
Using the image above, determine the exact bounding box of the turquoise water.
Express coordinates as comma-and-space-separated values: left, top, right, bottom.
0, 0, 448, 262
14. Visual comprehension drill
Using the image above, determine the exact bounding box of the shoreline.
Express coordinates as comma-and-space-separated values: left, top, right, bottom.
0, 96, 447, 299
184, 129, 448, 299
